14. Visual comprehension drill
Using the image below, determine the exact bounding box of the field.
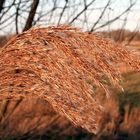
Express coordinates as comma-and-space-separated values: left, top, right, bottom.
0, 34, 140, 140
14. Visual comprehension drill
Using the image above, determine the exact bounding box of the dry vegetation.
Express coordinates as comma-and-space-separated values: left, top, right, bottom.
0, 25, 140, 140
100, 29, 140, 43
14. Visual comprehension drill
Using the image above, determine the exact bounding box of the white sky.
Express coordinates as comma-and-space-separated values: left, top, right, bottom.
0, 0, 140, 35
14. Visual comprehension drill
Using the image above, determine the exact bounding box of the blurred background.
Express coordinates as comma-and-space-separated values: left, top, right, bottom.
0, 0, 140, 140
0, 0, 140, 43
0, 0, 140, 35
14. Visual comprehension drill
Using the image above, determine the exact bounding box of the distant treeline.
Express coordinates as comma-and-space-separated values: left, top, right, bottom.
100, 29, 140, 43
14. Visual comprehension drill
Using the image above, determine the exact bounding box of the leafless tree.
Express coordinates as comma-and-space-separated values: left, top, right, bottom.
23, 0, 40, 31
0, 0, 5, 13
0, 0, 140, 38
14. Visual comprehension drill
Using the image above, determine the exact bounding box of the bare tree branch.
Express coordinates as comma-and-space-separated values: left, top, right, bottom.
23, 0, 40, 31
0, 0, 16, 22
0, 0, 5, 13
69, 0, 96, 24
57, 0, 68, 25
0, 0, 140, 35
90, 0, 111, 32
90, 0, 137, 32
15, 0, 22, 34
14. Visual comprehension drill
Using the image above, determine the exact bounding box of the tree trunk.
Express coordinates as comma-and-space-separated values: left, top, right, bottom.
23, 0, 40, 31
0, 0, 5, 13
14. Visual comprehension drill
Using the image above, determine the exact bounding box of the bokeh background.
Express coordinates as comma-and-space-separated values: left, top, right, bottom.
0, 0, 140, 140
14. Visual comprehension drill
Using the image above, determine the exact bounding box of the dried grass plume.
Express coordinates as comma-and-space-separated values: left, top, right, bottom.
0, 25, 140, 134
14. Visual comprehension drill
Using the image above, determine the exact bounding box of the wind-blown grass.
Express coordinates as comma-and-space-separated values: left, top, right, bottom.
0, 25, 140, 135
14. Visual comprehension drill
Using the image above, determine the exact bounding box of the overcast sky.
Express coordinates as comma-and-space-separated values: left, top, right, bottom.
0, 0, 140, 35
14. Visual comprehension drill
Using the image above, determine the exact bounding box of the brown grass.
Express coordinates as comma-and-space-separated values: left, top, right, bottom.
92, 93, 140, 140
0, 97, 58, 138
0, 25, 140, 137
0, 98, 90, 139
